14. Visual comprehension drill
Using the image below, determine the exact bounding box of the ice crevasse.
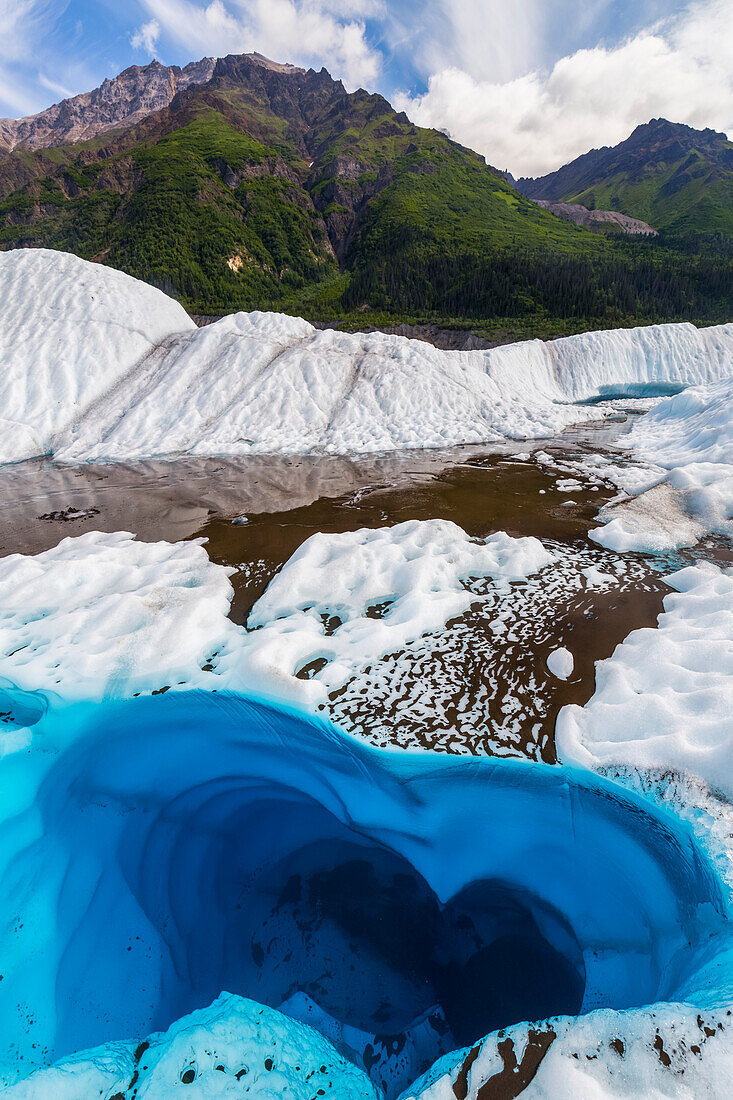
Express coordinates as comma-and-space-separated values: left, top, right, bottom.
1, 249, 733, 463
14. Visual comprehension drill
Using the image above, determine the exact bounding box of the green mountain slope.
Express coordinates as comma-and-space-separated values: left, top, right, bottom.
517, 119, 733, 236
0, 63, 730, 333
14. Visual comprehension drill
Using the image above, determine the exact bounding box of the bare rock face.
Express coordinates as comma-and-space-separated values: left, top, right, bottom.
535, 200, 657, 236
0, 58, 216, 152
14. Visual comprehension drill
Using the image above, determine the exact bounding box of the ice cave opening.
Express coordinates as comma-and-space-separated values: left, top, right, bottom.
0, 689, 729, 1095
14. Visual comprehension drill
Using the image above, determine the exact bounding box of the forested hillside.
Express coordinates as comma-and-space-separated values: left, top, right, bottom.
0, 57, 731, 337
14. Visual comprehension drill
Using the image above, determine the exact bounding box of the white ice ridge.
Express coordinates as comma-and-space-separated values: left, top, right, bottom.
0, 250, 194, 464
3, 993, 379, 1099
1, 251, 732, 463
0, 521, 552, 708
591, 376, 733, 552
557, 562, 733, 803
402, 1003, 733, 1099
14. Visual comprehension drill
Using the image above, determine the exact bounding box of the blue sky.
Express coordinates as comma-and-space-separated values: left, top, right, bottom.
1, 0, 731, 175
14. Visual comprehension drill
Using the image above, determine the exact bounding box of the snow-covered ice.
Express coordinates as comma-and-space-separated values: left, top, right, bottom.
245, 520, 554, 704
1, 250, 732, 463
591, 377, 733, 551
558, 562, 733, 803
3, 993, 379, 1099
0, 531, 240, 702
53, 316, 733, 461
0, 521, 553, 710
546, 647, 574, 680
0, 250, 193, 464
401, 1002, 733, 1099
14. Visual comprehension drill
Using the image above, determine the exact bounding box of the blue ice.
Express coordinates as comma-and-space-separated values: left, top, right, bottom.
0, 687, 731, 1095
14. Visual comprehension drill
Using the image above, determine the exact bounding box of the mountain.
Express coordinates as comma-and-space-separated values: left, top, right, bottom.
0, 54, 611, 315
0, 59, 215, 153
517, 119, 733, 235
0, 65, 729, 333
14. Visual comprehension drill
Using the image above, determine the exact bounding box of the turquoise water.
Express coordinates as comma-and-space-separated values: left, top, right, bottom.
0, 687, 730, 1092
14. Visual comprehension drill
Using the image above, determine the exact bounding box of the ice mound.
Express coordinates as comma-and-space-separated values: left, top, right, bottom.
546, 647, 574, 680
245, 520, 554, 704
591, 376, 733, 552
0, 691, 729, 1096
558, 562, 733, 803
5, 992, 379, 1099
0, 531, 240, 701
0, 522, 552, 708
402, 1002, 733, 1099
54, 315, 733, 461
0, 249, 194, 464
0, 250, 731, 462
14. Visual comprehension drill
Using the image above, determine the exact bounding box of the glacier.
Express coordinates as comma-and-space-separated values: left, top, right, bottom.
2, 250, 733, 1096
0, 250, 193, 465
590, 376, 733, 551
0, 689, 731, 1098
558, 561, 733, 806
0, 250, 732, 465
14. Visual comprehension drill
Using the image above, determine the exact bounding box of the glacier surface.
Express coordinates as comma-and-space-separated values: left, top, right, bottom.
1, 250, 732, 464
2, 250, 733, 1097
0, 250, 193, 464
0, 522, 553, 708
558, 561, 733, 805
591, 376, 733, 551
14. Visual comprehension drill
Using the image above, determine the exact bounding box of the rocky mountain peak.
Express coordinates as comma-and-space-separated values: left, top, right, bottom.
0, 56, 216, 153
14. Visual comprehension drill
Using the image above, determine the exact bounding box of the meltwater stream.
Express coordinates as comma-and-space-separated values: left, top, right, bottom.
0, 689, 730, 1097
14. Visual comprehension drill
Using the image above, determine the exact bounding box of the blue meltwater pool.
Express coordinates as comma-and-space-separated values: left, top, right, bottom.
0, 688, 731, 1094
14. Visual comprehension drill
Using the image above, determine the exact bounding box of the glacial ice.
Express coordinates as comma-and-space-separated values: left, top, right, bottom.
4, 992, 380, 1099
0, 531, 241, 700
558, 562, 733, 803
0, 250, 732, 464
0, 249, 194, 464
0, 690, 730, 1097
0, 522, 553, 707
244, 520, 554, 705
591, 376, 733, 551
1, 249, 733, 1096
546, 647, 574, 680
52, 316, 733, 461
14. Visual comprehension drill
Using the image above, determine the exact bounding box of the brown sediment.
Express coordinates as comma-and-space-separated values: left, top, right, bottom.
190, 455, 668, 761
324, 541, 668, 763
475, 1030, 556, 1099
454, 1041, 483, 1099
0, 421, 675, 762
197, 454, 620, 625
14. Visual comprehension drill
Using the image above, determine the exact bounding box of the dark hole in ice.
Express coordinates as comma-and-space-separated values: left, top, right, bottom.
0, 683, 45, 730
295, 656, 330, 680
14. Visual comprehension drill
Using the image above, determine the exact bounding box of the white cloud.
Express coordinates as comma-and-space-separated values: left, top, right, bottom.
131, 19, 161, 56
37, 72, 75, 99
396, 0, 733, 177
0, 0, 62, 114
139, 0, 381, 88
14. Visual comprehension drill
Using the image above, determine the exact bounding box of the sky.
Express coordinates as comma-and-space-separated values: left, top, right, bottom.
0, 0, 731, 176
